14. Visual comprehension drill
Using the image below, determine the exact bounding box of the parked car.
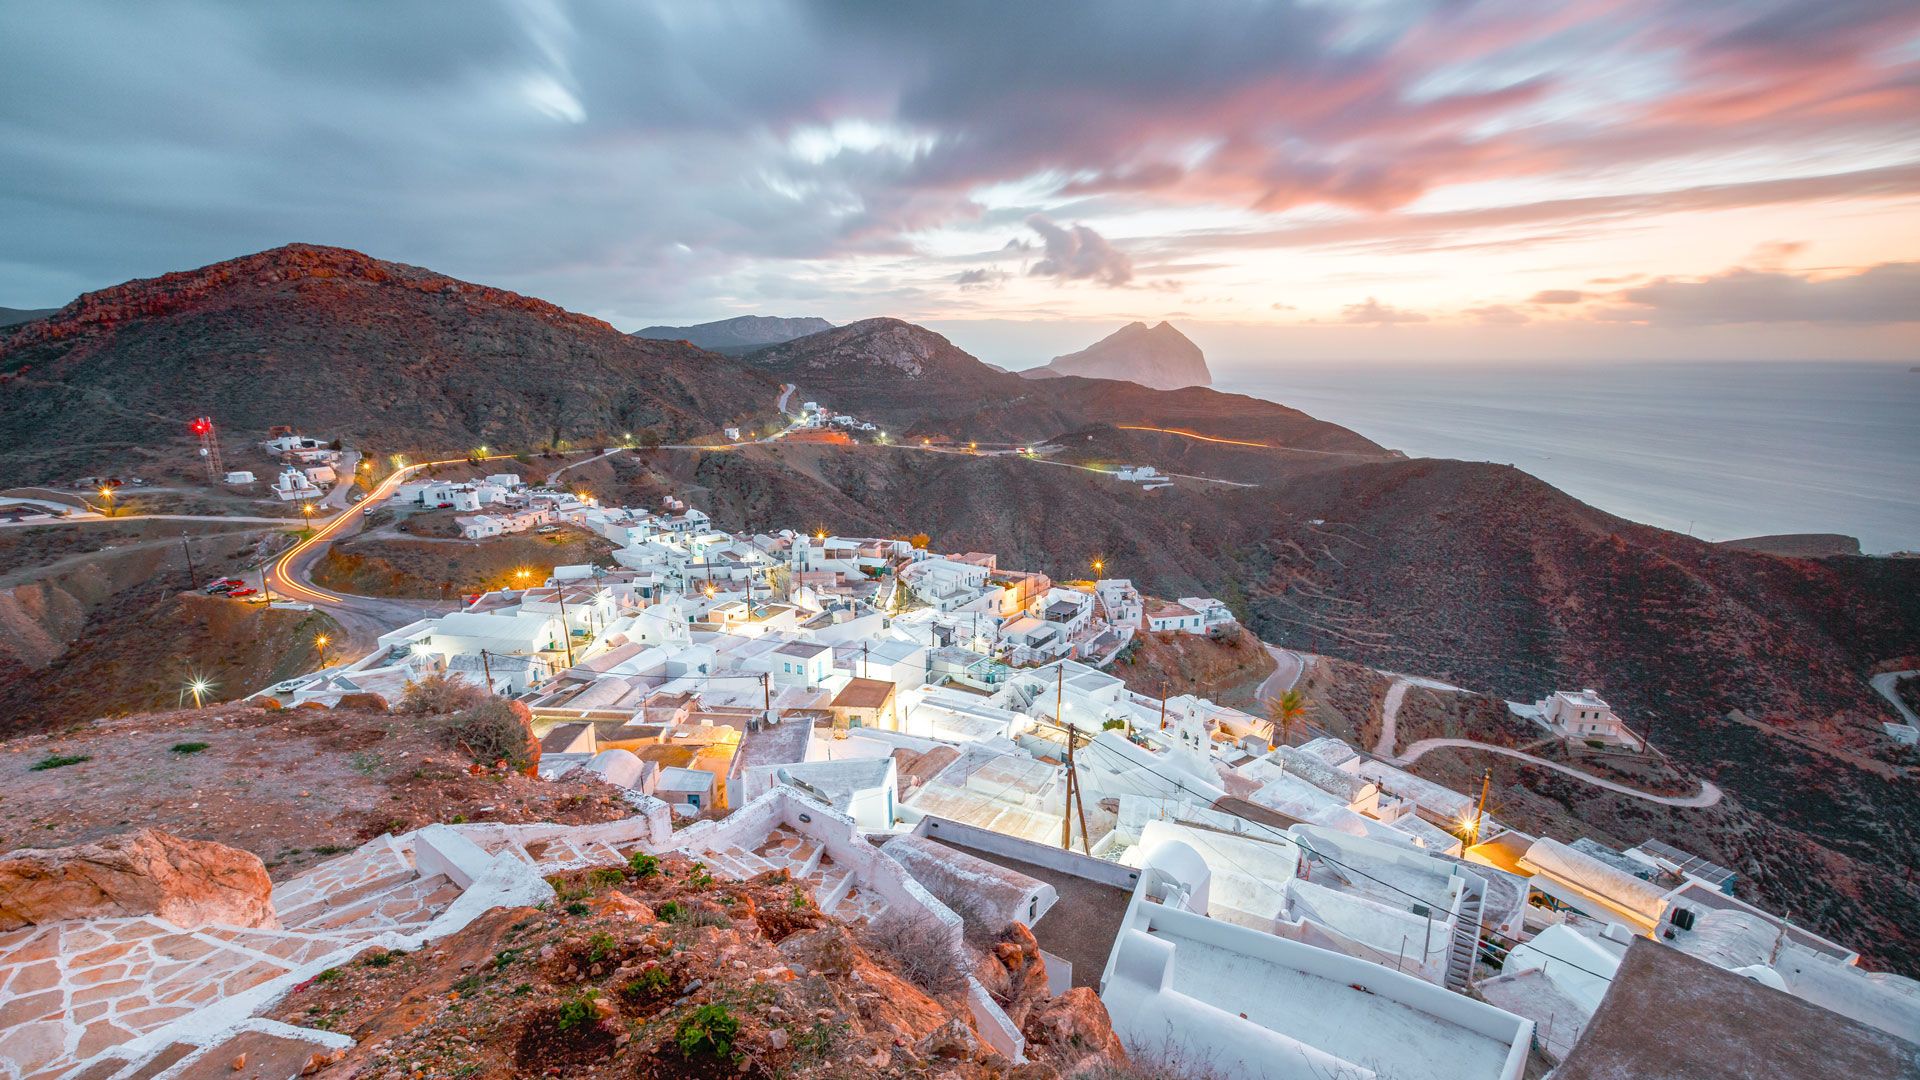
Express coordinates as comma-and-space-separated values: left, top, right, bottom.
204, 583, 234, 594
436, 502, 453, 509
227, 587, 257, 598
536, 525, 560, 534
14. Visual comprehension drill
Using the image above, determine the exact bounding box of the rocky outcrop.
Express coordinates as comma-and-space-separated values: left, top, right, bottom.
1026, 320, 1211, 390
0, 828, 276, 930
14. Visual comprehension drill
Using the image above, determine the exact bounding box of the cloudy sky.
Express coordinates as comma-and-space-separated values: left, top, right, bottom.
3, 0, 1918, 367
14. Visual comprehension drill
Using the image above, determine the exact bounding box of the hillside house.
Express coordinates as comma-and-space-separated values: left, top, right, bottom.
456, 514, 503, 539
1536, 689, 1641, 749
1178, 596, 1236, 630
1143, 598, 1204, 633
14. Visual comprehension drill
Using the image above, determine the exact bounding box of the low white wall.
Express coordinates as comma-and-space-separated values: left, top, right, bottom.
1103, 926, 1372, 1080
1125, 901, 1532, 1080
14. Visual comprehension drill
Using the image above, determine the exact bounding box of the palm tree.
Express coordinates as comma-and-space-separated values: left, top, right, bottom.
1266, 689, 1308, 749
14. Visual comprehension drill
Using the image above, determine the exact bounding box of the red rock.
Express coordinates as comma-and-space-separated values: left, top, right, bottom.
0, 828, 277, 930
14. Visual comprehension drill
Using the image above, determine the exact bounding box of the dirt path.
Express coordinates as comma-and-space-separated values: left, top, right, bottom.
547, 446, 623, 482
1374, 674, 1464, 758
1395, 737, 1724, 807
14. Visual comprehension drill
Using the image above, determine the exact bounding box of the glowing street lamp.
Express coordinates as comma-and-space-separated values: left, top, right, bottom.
98, 486, 115, 517
315, 633, 331, 665
1092, 558, 1104, 577
185, 677, 212, 708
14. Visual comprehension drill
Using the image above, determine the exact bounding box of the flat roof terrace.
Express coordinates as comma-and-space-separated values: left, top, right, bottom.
920, 818, 1136, 991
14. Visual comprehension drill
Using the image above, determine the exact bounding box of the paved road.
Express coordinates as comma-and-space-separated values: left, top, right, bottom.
1, 511, 300, 528
1375, 674, 1464, 758
1871, 670, 1920, 727
547, 446, 624, 482
1255, 645, 1306, 703
262, 455, 485, 650
1394, 737, 1724, 808
319, 450, 361, 510
776, 383, 797, 415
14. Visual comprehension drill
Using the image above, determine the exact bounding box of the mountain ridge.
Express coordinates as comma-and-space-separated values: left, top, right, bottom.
1024, 319, 1211, 390
632, 313, 831, 354
0, 244, 776, 482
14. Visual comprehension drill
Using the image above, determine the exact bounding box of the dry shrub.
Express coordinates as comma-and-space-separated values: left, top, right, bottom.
399, 671, 489, 716
864, 911, 966, 997
443, 697, 533, 769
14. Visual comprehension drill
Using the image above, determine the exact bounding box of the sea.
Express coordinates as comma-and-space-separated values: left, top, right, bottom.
1215, 361, 1920, 555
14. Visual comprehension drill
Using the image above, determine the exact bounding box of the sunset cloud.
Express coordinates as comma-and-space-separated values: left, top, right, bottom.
1025, 215, 1133, 287
1342, 298, 1429, 325
1604, 261, 1920, 325
0, 0, 1914, 357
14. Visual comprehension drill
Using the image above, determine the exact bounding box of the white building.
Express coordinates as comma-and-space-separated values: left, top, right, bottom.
1143, 598, 1205, 633
1177, 596, 1236, 631
1535, 689, 1641, 750
456, 514, 503, 540
223, 470, 255, 485
272, 467, 321, 502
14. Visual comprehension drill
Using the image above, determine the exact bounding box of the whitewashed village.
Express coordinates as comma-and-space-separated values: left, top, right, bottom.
6, 451, 1910, 1080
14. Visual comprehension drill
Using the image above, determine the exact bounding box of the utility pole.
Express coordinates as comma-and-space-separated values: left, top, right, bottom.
1473, 768, 1492, 840
180, 533, 197, 590
480, 649, 494, 695
762, 672, 772, 728
554, 585, 576, 666
1061, 720, 1091, 856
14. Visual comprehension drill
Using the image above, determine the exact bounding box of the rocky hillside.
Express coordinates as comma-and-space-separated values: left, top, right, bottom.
633, 314, 832, 354
264, 855, 1127, 1079
744, 317, 1384, 465
0, 245, 779, 483
1024, 320, 1211, 390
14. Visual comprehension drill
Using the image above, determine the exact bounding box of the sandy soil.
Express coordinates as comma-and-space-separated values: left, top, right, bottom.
0, 704, 633, 879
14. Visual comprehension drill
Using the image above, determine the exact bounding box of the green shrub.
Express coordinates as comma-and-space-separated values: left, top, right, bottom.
656, 900, 685, 922
314, 967, 342, 983
492, 948, 521, 970
676, 1004, 741, 1059
361, 949, 400, 968
554, 989, 600, 1033
627, 852, 659, 877
790, 889, 810, 910
586, 932, 618, 963
564, 902, 590, 917
587, 867, 625, 888
169, 741, 210, 754
620, 966, 671, 1001
29, 754, 89, 771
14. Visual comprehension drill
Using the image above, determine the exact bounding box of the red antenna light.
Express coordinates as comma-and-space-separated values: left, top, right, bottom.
189, 418, 210, 435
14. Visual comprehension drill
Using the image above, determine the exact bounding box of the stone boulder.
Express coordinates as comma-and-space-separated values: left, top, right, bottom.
334, 692, 389, 712
0, 828, 277, 930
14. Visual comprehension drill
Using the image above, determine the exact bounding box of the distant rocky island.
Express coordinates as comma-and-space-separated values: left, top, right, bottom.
631, 314, 831, 355
1023, 320, 1211, 390
0, 305, 57, 328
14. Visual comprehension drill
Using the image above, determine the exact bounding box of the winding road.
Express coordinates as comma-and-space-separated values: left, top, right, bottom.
1256, 644, 1306, 702
1871, 670, 1919, 727
1393, 737, 1724, 808
1374, 674, 1465, 758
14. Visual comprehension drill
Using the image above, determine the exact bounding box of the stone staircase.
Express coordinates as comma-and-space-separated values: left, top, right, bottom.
1444, 879, 1485, 992
0, 837, 478, 1080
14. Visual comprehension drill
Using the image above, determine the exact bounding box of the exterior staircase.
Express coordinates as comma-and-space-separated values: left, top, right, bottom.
1445, 876, 1486, 992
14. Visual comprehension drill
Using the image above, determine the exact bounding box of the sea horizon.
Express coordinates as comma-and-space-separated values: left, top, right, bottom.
1217, 359, 1920, 555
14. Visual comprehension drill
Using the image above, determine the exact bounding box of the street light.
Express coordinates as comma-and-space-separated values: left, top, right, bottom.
98, 487, 115, 517
185, 677, 212, 708
315, 634, 330, 665
1093, 558, 1104, 577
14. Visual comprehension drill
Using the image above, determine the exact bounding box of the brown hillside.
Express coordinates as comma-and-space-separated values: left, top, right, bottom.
0, 244, 779, 483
